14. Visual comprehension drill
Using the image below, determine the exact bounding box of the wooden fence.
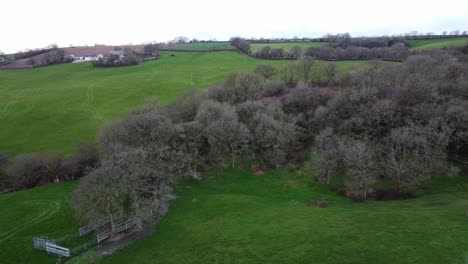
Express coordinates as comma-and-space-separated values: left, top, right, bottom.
33, 237, 71, 257
79, 212, 124, 236
33, 237, 54, 250
97, 217, 136, 243
45, 242, 70, 257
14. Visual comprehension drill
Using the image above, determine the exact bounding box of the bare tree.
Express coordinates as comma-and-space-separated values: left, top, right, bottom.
71, 162, 127, 239
314, 128, 342, 185
289, 45, 302, 58
324, 62, 337, 85
342, 139, 377, 199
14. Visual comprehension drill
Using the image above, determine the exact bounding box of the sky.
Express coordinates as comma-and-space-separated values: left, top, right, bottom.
1, 0, 468, 53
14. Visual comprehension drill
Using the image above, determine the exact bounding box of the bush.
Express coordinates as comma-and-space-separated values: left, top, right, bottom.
7, 154, 45, 190
0, 152, 10, 191
254, 64, 276, 78
61, 141, 99, 180
262, 79, 287, 97
207, 72, 265, 104
93, 53, 140, 67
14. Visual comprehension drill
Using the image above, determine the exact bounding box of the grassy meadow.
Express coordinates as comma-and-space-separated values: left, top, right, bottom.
409, 37, 468, 51
1, 168, 451, 264
0, 182, 79, 264
1, 169, 467, 264
0, 51, 288, 154
0, 51, 367, 155
250, 42, 330, 55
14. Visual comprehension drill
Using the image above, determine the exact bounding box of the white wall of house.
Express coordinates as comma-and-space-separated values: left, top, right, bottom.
72, 55, 101, 63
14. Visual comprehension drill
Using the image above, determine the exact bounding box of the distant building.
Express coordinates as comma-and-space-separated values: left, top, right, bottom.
0, 56, 7, 63
109, 50, 124, 56
71, 54, 103, 63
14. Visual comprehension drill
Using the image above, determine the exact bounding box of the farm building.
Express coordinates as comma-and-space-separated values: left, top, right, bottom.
109, 50, 125, 56
71, 54, 103, 63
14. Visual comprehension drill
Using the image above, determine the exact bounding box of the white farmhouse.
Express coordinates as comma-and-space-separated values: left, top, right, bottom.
71, 54, 103, 63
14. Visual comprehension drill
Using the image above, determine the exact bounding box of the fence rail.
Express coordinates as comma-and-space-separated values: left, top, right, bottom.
46, 242, 70, 257
97, 217, 136, 243
79, 212, 124, 236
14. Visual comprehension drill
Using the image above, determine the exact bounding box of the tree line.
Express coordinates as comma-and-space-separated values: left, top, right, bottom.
231, 37, 410, 61
70, 51, 467, 236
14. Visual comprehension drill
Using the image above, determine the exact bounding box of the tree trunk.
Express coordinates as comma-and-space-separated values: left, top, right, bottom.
107, 201, 118, 240
193, 149, 198, 178
231, 145, 236, 168
363, 182, 367, 200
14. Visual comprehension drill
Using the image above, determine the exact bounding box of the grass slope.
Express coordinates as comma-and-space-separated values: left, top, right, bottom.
0, 52, 288, 154
250, 42, 330, 55
97, 169, 468, 264
0, 52, 366, 155
167, 42, 235, 50
409, 37, 468, 51
2, 169, 467, 264
0, 182, 78, 264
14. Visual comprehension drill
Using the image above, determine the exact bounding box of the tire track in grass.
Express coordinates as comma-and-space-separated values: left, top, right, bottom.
0, 92, 21, 117
0, 200, 61, 244
80, 85, 94, 109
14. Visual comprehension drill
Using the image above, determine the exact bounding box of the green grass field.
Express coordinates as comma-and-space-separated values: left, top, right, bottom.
409, 37, 468, 51
0, 182, 79, 264
250, 42, 330, 55
0, 51, 289, 154
2, 169, 467, 264
0, 51, 367, 155
97, 170, 468, 264
167, 42, 235, 51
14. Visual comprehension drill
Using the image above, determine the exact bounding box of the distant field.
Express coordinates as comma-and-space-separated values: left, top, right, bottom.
166, 42, 235, 51
0, 51, 370, 155
0, 182, 78, 264
250, 42, 330, 54
409, 37, 468, 51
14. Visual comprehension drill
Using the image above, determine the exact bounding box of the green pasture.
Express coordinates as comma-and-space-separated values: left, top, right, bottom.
409, 37, 468, 51
250, 42, 330, 54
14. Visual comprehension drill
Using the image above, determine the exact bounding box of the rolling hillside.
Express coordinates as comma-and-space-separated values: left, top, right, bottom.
0, 51, 366, 154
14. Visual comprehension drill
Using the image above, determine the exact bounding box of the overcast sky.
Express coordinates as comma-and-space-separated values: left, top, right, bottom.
1, 0, 467, 53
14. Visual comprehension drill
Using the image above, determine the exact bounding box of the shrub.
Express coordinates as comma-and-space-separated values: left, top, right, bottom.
207, 72, 265, 104
7, 154, 45, 190
61, 141, 99, 180
262, 79, 287, 97
254, 64, 276, 78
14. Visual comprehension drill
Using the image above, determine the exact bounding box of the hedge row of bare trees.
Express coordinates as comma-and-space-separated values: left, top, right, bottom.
304, 44, 409, 61
0, 142, 98, 192
230, 37, 250, 53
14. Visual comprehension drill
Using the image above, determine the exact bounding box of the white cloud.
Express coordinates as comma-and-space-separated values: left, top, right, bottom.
1, 0, 467, 53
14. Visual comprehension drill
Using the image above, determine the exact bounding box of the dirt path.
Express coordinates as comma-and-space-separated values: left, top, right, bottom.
96, 225, 155, 256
